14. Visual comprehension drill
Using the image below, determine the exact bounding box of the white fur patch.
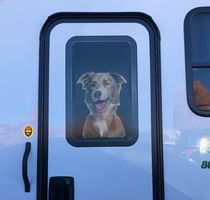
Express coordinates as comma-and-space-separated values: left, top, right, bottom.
94, 120, 108, 137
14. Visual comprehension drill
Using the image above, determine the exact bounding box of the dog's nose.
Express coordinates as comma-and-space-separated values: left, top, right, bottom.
94, 91, 102, 99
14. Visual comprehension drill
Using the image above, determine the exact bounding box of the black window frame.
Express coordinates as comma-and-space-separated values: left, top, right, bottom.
66, 35, 138, 147
184, 7, 210, 117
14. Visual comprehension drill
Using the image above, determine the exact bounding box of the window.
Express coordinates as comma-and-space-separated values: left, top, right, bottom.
66, 36, 138, 147
184, 7, 210, 116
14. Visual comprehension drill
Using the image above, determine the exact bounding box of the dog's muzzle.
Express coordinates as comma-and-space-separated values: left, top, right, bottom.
95, 97, 110, 111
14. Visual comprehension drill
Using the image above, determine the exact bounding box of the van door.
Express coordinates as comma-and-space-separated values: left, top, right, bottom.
37, 13, 162, 200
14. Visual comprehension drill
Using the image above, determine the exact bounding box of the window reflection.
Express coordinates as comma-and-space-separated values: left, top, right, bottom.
174, 128, 210, 163
193, 68, 210, 110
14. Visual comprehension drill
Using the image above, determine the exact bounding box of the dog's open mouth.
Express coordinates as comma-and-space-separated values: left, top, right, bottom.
95, 97, 110, 111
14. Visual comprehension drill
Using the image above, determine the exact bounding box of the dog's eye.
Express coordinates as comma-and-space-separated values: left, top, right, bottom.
89, 83, 95, 87
105, 82, 111, 85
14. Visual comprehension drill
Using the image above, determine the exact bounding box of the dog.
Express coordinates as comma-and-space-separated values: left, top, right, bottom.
77, 72, 127, 138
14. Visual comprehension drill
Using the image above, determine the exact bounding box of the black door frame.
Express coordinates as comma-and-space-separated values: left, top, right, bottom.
37, 12, 163, 200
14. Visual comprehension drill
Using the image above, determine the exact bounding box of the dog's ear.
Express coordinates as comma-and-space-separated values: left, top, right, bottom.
109, 72, 127, 89
77, 72, 93, 89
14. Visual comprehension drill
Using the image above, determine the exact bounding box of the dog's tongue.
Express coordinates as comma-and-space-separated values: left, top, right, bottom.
95, 101, 106, 110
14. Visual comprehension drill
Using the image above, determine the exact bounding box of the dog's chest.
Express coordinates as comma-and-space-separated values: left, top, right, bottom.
94, 120, 108, 137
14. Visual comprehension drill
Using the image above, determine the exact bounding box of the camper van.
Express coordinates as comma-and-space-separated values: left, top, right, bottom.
1, 0, 210, 199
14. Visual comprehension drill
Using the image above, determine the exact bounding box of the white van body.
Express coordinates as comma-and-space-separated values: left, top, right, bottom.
1, 0, 210, 200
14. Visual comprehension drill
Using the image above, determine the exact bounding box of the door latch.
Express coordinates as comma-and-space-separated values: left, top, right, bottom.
49, 177, 74, 200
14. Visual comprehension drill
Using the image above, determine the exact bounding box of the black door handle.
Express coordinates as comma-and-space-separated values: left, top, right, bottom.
22, 142, 31, 192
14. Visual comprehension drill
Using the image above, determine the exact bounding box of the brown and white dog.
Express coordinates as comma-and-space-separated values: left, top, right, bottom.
77, 72, 127, 138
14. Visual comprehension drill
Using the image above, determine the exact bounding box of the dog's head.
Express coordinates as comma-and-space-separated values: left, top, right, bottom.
77, 72, 127, 113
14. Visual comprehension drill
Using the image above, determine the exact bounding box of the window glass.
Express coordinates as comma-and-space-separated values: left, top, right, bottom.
193, 68, 210, 110
191, 13, 210, 62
